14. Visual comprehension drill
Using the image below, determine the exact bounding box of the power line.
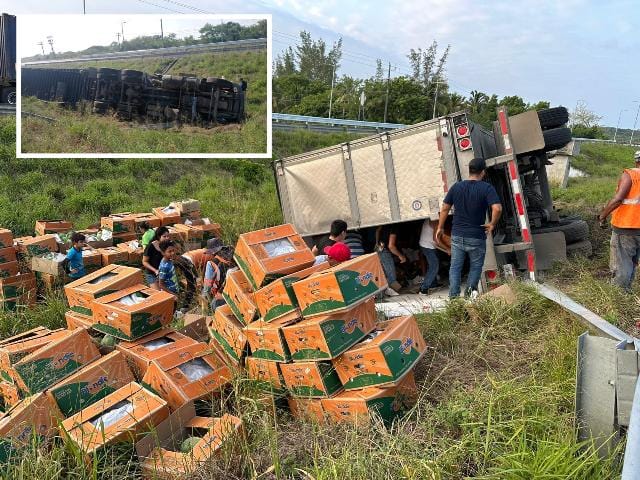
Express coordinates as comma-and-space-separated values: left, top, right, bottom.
157, 0, 212, 14
135, 0, 185, 14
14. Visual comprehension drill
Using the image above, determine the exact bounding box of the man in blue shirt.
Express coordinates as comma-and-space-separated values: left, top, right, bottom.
436, 158, 502, 298
66, 233, 87, 279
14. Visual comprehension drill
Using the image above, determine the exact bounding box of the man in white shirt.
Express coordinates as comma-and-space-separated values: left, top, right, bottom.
419, 219, 440, 294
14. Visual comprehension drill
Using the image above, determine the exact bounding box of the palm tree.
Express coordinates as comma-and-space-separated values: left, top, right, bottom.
442, 93, 467, 114
468, 90, 489, 115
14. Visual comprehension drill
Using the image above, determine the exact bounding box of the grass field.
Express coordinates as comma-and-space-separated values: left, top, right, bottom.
20, 50, 267, 154
0, 119, 635, 478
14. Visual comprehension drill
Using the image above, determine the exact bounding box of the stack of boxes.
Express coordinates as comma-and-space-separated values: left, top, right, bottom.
0, 228, 37, 311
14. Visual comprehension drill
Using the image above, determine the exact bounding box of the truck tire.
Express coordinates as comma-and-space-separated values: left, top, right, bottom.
543, 127, 572, 151
566, 239, 593, 258
537, 107, 569, 129
532, 218, 589, 244
1, 88, 16, 104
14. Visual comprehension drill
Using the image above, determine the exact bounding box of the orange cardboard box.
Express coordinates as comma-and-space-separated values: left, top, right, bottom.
0, 290, 37, 312
0, 381, 22, 409
64, 264, 144, 316
0, 328, 67, 382
292, 253, 387, 317
0, 261, 19, 279
0, 393, 63, 461
92, 284, 175, 340
244, 314, 299, 362
0, 229, 13, 249
101, 213, 136, 234
222, 268, 257, 326
38, 272, 65, 290
133, 213, 162, 232
169, 199, 201, 214
180, 210, 201, 222
47, 351, 136, 418
99, 246, 129, 266
0, 246, 16, 264
166, 225, 188, 243
172, 224, 203, 243
112, 232, 139, 246
137, 402, 242, 480
12, 328, 101, 394
190, 222, 222, 242
332, 315, 426, 390
280, 361, 343, 398
35, 220, 73, 236
234, 224, 316, 290
178, 314, 209, 343
65, 310, 93, 330
287, 397, 326, 423
152, 207, 182, 226
282, 298, 378, 362
321, 372, 417, 425
208, 304, 248, 364
142, 342, 232, 411
245, 355, 286, 394
254, 262, 330, 323
0, 273, 36, 301
61, 382, 169, 456
82, 249, 103, 271
21, 234, 58, 256
117, 241, 143, 265
116, 329, 198, 380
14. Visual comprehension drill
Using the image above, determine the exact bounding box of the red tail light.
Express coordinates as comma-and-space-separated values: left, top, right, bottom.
456, 124, 469, 137
458, 138, 472, 150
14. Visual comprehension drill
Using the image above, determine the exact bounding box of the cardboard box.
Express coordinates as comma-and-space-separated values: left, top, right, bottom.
292, 253, 387, 317
180, 210, 201, 222
173, 224, 203, 243
12, 328, 101, 394
21, 235, 58, 256
190, 223, 222, 243
280, 361, 343, 398
0, 261, 19, 279
92, 284, 175, 340
116, 329, 198, 380
137, 402, 242, 480
244, 314, 298, 362
282, 298, 378, 361
0, 291, 37, 312
0, 328, 67, 383
101, 213, 136, 234
133, 213, 162, 232
177, 314, 209, 343
0, 273, 37, 300
61, 382, 169, 456
234, 224, 316, 290
0, 229, 13, 249
222, 269, 258, 326
98, 246, 129, 266
65, 310, 93, 330
332, 315, 426, 390
254, 262, 330, 323
321, 373, 417, 424
153, 207, 182, 226
37, 271, 65, 290
58, 229, 114, 253
142, 343, 232, 411
245, 356, 286, 394
169, 199, 201, 215
208, 305, 248, 364
64, 264, 144, 316
165, 225, 188, 243
0, 381, 22, 409
117, 241, 143, 266
112, 233, 139, 246
0, 393, 62, 461
31, 253, 66, 276
47, 351, 136, 418
35, 220, 73, 236
287, 397, 325, 423
0, 246, 16, 264
82, 248, 103, 271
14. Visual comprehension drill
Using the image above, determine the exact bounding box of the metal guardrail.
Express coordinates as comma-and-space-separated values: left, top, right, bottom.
0, 104, 15, 115
272, 113, 405, 130
22, 38, 267, 65
622, 378, 640, 479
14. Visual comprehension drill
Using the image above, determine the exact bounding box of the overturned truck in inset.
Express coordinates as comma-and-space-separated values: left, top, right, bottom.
21, 67, 247, 125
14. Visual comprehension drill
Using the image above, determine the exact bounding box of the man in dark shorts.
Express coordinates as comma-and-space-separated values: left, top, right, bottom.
312, 219, 348, 256
437, 158, 502, 298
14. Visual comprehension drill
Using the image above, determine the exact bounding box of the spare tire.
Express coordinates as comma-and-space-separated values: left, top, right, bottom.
537, 107, 569, 129
566, 239, 593, 258
532, 218, 589, 244
543, 127, 572, 151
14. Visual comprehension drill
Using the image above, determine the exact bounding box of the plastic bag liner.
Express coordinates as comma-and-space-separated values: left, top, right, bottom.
162, 206, 179, 214
87, 272, 119, 285
361, 330, 383, 344
263, 238, 295, 258
178, 358, 214, 382
142, 337, 174, 351
89, 400, 134, 429
118, 292, 149, 306
100, 229, 113, 240
81, 250, 96, 257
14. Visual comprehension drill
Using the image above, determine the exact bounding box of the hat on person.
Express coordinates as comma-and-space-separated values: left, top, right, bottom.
324, 242, 351, 263
634, 150, 640, 161
205, 238, 224, 255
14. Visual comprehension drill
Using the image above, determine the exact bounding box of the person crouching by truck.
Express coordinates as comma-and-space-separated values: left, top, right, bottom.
437, 158, 502, 298
314, 241, 352, 266
201, 238, 235, 312
312, 219, 347, 255
376, 224, 405, 296
142, 226, 171, 290
598, 150, 640, 292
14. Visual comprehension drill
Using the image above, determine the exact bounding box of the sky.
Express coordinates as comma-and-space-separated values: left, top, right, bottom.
2, 0, 638, 127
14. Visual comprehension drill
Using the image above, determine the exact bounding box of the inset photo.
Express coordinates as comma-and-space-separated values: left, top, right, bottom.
17, 14, 270, 157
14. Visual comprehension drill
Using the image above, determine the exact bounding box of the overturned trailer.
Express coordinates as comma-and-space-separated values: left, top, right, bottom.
21, 67, 247, 125
0, 13, 16, 104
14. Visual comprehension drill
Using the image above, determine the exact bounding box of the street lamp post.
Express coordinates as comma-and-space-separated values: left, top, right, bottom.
630, 101, 640, 145
121, 21, 126, 44
328, 63, 336, 119
614, 108, 627, 143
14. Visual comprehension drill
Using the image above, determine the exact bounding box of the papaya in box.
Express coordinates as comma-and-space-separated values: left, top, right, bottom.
0, 229, 13, 249
116, 328, 198, 380
234, 224, 316, 290
91, 284, 175, 340
35, 220, 73, 236
0, 247, 16, 265
0, 393, 63, 462
152, 206, 182, 226
0, 273, 36, 300
65, 310, 93, 330
133, 213, 162, 232
222, 268, 258, 326
288, 397, 326, 423
21, 234, 58, 256
282, 297, 377, 362
254, 262, 330, 323
61, 382, 169, 456
332, 315, 426, 390
0, 261, 19, 279
137, 402, 242, 480
47, 351, 135, 418
245, 355, 286, 395
321, 372, 417, 425
244, 313, 298, 362
292, 253, 387, 317
280, 361, 343, 398
101, 213, 136, 234
64, 264, 144, 316
141, 342, 232, 411
12, 328, 101, 394
98, 246, 129, 266
208, 304, 247, 364
173, 224, 203, 243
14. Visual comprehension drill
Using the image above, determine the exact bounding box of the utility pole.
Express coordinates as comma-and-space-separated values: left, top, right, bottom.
328, 63, 336, 119
383, 61, 391, 123
83, 0, 86, 14
630, 101, 640, 145
46, 36, 55, 55
37, 42, 44, 56
614, 108, 627, 143
121, 21, 126, 43
432, 81, 442, 119
160, 19, 164, 39
116, 32, 121, 44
